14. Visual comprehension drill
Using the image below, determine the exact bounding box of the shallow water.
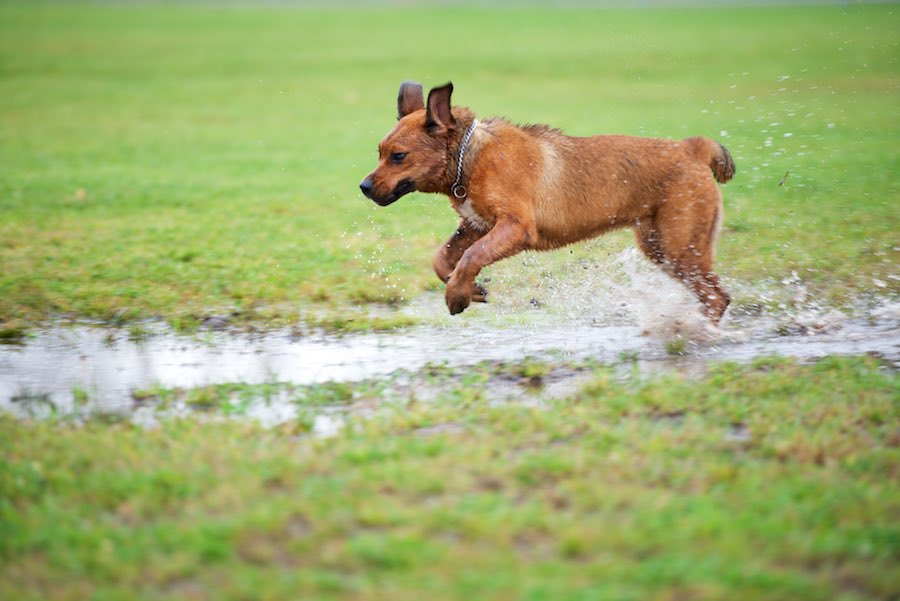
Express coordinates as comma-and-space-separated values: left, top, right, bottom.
2, 250, 898, 426
2, 301, 897, 423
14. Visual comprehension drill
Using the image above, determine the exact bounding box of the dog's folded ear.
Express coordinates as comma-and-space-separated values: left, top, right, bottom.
397, 81, 424, 119
426, 82, 456, 132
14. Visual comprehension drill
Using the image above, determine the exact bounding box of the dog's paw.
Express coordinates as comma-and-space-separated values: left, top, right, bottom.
446, 293, 471, 315
446, 279, 487, 314
446, 282, 475, 314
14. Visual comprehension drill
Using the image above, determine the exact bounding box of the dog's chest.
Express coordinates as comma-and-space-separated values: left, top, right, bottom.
455, 198, 493, 232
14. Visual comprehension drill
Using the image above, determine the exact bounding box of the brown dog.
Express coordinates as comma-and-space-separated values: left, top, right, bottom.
360, 81, 735, 323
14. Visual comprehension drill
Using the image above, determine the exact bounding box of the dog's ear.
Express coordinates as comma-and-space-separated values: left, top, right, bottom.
397, 81, 424, 119
425, 82, 456, 132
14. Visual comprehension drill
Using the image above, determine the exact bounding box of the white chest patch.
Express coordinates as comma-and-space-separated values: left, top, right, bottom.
456, 198, 493, 232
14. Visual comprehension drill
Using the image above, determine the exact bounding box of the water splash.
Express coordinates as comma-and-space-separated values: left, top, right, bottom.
616, 248, 723, 342
412, 245, 726, 343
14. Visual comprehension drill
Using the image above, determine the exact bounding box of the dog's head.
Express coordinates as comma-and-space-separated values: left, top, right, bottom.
360, 81, 459, 206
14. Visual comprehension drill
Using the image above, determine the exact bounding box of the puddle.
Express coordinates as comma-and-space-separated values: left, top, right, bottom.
2, 249, 898, 428
2, 304, 897, 425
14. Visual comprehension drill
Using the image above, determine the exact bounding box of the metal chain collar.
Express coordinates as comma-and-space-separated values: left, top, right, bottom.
451, 119, 479, 199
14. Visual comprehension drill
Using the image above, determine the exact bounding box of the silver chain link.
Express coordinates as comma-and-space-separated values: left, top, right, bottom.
451, 119, 479, 199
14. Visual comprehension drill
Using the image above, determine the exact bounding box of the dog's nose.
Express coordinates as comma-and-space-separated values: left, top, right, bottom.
359, 178, 374, 198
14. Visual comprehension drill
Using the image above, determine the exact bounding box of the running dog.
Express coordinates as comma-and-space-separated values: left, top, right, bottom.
359, 81, 735, 323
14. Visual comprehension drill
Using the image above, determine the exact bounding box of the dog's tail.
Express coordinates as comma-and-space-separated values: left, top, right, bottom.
685, 136, 736, 184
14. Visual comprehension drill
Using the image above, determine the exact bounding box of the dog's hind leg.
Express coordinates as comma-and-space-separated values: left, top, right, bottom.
634, 218, 666, 266
643, 184, 730, 324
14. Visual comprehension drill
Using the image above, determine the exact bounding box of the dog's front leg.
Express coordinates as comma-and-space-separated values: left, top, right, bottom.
445, 217, 530, 315
433, 220, 487, 284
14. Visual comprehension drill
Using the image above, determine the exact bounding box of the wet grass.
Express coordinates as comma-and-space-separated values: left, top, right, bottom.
0, 319, 28, 345
118, 357, 590, 419
0, 4, 897, 331
2, 356, 897, 600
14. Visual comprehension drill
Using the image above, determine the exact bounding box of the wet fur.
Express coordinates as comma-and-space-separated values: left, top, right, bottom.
360, 82, 735, 322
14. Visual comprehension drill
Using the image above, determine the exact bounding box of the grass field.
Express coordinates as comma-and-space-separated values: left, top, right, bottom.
2, 4, 899, 600
0, 3, 897, 332
2, 356, 898, 600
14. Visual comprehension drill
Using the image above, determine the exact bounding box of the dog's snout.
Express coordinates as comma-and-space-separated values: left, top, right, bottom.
359, 178, 374, 198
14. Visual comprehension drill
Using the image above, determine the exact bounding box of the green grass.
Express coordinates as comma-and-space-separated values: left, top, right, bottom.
1, 4, 897, 330
2, 356, 897, 600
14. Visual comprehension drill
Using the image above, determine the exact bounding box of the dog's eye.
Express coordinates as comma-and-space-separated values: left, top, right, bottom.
390, 152, 407, 164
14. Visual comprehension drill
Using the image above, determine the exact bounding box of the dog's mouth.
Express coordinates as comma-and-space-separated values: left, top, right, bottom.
368, 179, 416, 207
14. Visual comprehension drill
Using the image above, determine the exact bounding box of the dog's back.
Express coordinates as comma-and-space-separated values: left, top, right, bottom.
466, 118, 732, 251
